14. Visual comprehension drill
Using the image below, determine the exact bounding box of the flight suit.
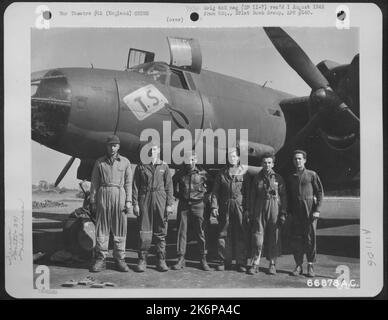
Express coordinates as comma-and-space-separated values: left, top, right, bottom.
287, 169, 324, 265
248, 169, 287, 264
211, 165, 250, 266
173, 166, 209, 258
132, 160, 173, 260
90, 154, 132, 260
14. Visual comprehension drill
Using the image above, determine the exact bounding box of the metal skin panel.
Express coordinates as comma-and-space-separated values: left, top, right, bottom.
166, 75, 204, 132
194, 69, 290, 153
59, 67, 173, 158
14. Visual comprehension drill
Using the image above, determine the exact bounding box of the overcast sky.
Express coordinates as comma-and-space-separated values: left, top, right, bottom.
31, 27, 358, 188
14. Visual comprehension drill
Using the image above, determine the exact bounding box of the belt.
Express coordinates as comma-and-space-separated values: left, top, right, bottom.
263, 195, 278, 200
181, 198, 203, 205
225, 198, 242, 206
146, 188, 164, 192
101, 183, 123, 188
297, 196, 314, 200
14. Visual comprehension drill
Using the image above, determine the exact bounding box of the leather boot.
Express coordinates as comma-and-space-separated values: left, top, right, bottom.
268, 263, 277, 275
246, 265, 259, 275
156, 252, 169, 272
200, 255, 211, 271
291, 265, 303, 276
216, 261, 233, 271
115, 259, 129, 272
225, 262, 233, 270
172, 256, 185, 270
215, 264, 225, 271
237, 264, 247, 273
307, 263, 315, 277
90, 258, 106, 273
135, 252, 147, 273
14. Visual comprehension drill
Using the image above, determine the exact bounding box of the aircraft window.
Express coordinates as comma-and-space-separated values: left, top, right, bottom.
267, 108, 282, 117
129, 62, 153, 74
147, 70, 167, 84
185, 72, 196, 90
169, 70, 189, 90
130, 63, 167, 84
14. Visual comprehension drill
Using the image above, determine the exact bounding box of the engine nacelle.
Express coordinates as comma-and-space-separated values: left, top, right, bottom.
315, 55, 359, 149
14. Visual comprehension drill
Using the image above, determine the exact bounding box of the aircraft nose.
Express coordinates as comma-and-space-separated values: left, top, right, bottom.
31, 70, 72, 146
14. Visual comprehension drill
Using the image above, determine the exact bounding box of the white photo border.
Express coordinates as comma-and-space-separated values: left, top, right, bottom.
3, 2, 384, 298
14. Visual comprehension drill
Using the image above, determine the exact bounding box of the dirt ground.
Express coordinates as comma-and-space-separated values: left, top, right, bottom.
32, 191, 360, 291
34, 253, 360, 290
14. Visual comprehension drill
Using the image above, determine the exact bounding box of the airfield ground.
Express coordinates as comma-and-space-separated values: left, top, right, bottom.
32, 191, 360, 290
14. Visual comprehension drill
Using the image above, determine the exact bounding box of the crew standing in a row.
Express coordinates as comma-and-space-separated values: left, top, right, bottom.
89, 138, 323, 278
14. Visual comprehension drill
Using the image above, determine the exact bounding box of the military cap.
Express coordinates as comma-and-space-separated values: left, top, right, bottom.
106, 135, 120, 145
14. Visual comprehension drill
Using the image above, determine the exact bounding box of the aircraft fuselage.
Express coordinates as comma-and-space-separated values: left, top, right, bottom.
32, 63, 293, 166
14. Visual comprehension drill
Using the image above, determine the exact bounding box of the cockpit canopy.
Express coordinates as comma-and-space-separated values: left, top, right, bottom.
130, 62, 194, 91
130, 62, 168, 83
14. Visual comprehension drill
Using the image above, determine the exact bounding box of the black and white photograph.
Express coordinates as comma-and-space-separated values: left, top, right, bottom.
4, 2, 384, 298
30, 26, 361, 289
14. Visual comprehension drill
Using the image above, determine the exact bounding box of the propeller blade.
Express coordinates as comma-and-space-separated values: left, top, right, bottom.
336, 54, 360, 128
54, 156, 76, 187
264, 28, 359, 126
317, 88, 360, 128
264, 28, 360, 169
337, 102, 360, 122
264, 27, 329, 90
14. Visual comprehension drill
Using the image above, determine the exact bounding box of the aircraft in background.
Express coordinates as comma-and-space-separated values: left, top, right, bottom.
31, 27, 359, 191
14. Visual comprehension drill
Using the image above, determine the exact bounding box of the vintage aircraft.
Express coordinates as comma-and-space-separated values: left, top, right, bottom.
31, 27, 359, 191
